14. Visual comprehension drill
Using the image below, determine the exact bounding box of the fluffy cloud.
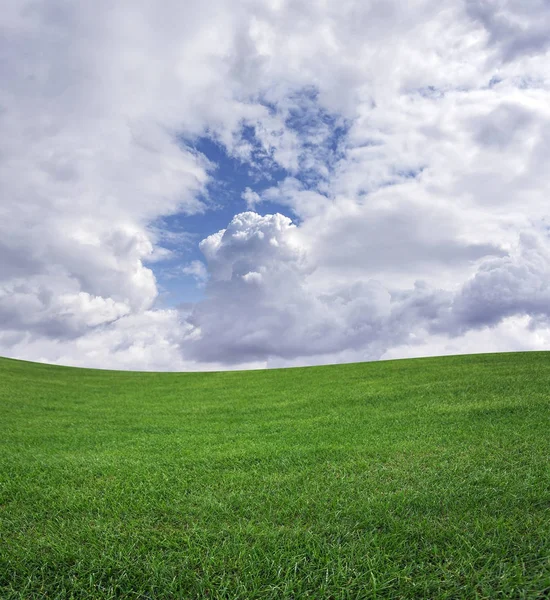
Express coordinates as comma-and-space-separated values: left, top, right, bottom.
181, 214, 550, 367
1, 0, 550, 369
466, 0, 550, 61
452, 233, 550, 329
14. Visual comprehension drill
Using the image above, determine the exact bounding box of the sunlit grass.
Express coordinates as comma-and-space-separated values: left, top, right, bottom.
1, 352, 549, 598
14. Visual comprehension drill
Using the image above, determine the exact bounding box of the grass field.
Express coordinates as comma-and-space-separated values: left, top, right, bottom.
1, 352, 549, 599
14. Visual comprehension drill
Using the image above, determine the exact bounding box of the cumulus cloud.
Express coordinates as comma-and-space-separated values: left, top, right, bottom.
452, 232, 550, 329
466, 0, 550, 61
181, 213, 550, 367
1, 0, 550, 369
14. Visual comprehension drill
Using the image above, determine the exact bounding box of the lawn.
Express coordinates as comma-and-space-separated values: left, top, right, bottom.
1, 352, 549, 599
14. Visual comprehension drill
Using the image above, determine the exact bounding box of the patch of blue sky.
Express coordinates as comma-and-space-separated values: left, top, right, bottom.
394, 166, 426, 179
414, 85, 445, 99
151, 89, 351, 307
373, 166, 426, 193
151, 133, 290, 307
283, 86, 350, 186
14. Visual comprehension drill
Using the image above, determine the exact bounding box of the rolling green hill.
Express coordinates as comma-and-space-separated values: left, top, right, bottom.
1, 352, 549, 599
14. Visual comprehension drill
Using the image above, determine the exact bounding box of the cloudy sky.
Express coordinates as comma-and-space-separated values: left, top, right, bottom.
2, 0, 550, 371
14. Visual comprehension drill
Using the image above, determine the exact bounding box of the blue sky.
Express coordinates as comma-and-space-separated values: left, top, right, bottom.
154, 93, 350, 307
155, 134, 290, 304
152, 135, 289, 306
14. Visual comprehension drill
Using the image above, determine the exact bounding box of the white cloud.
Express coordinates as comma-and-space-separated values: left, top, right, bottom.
381, 315, 550, 362
242, 187, 260, 209
466, 0, 550, 62
452, 232, 550, 329
181, 261, 209, 286
0, 309, 264, 372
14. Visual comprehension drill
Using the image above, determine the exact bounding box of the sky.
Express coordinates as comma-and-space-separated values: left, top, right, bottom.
2, 0, 550, 371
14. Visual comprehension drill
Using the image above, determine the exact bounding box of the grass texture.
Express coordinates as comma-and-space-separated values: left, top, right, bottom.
1, 352, 549, 599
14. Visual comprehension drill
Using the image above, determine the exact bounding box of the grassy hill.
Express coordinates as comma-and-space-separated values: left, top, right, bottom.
1, 352, 549, 599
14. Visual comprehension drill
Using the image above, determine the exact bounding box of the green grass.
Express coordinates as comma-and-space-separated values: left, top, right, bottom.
1, 352, 549, 599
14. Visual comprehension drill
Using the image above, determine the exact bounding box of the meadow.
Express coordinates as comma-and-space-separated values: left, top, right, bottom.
1, 352, 549, 599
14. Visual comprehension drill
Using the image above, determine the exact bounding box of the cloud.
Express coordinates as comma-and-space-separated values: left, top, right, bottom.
0, 309, 255, 372
466, 0, 550, 62
242, 187, 260, 209
452, 232, 550, 329
181, 213, 550, 367
181, 261, 209, 287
